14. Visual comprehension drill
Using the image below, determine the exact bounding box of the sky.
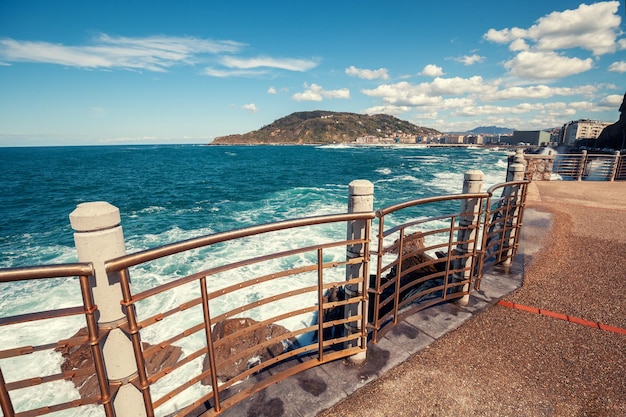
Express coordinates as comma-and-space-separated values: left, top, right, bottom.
0, 0, 625, 146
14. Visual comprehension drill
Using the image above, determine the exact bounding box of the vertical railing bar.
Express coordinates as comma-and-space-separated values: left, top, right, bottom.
497, 195, 513, 263
0, 367, 15, 417
476, 194, 494, 289
469, 199, 486, 288
118, 268, 155, 416
360, 218, 371, 349
392, 229, 405, 325
78, 273, 115, 417
372, 215, 385, 343
317, 248, 325, 362
443, 214, 456, 300
200, 276, 221, 413
511, 184, 528, 258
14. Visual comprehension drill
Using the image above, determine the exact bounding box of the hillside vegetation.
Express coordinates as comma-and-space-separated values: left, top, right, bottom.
211, 111, 440, 144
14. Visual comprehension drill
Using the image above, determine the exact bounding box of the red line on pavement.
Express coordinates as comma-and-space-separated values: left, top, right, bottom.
497, 300, 626, 335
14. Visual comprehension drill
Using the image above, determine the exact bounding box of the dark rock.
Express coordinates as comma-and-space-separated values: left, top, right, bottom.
56, 327, 182, 398
369, 232, 446, 321
202, 318, 296, 383
596, 92, 626, 150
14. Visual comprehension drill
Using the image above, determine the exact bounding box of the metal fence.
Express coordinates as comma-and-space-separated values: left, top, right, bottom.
0, 264, 114, 417
525, 151, 625, 181
0, 178, 528, 417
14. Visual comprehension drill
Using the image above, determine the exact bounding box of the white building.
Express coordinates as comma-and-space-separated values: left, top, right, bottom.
561, 119, 611, 145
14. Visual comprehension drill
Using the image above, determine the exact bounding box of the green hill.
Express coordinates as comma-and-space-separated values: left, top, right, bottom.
211, 111, 440, 144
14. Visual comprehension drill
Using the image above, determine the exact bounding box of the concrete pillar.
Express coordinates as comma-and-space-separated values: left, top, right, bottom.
455, 170, 484, 306
502, 164, 525, 266
345, 180, 373, 364
507, 149, 526, 181
70, 202, 147, 417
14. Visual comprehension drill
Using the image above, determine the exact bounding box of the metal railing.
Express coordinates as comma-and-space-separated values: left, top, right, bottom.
525, 151, 625, 181
0, 263, 115, 417
103, 212, 373, 416
0, 179, 529, 417
369, 194, 488, 342
477, 180, 529, 287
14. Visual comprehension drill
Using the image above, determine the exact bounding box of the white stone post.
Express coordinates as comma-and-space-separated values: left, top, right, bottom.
502, 163, 525, 266
455, 170, 484, 306
345, 180, 373, 364
70, 202, 147, 417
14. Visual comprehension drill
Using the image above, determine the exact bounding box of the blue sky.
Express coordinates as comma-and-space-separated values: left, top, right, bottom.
0, 0, 625, 146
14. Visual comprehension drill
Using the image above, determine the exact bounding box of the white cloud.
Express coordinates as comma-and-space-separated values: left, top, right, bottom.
292, 83, 350, 101
203, 67, 268, 77
608, 61, 626, 73
451, 102, 561, 118
480, 84, 599, 101
503, 51, 593, 80
598, 94, 625, 107
483, 27, 528, 44
241, 103, 259, 113
361, 76, 490, 108
483, 2, 622, 83
0, 34, 244, 71
220, 56, 317, 71
453, 54, 485, 66
509, 38, 529, 52
485, 1, 622, 56
267, 86, 277, 94
345, 66, 389, 80
527, 1, 622, 55
419, 64, 444, 77
361, 105, 411, 116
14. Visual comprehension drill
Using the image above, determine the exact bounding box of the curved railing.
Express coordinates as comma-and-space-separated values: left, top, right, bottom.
369, 193, 489, 342
0, 263, 115, 417
0, 180, 529, 417
477, 180, 530, 286
103, 212, 373, 416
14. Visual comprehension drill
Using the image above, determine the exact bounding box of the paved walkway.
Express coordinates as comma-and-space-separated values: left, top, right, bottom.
216, 181, 626, 417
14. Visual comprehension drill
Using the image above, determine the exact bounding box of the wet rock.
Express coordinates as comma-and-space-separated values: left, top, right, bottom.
202, 318, 296, 383
56, 327, 182, 398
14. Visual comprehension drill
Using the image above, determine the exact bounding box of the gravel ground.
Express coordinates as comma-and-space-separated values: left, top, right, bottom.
317, 181, 626, 417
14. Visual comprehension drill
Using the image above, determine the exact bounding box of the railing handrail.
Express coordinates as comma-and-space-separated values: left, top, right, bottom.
105, 211, 375, 272
0, 262, 94, 283
375, 192, 489, 217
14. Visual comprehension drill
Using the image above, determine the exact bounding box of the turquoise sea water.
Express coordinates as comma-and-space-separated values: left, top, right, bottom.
0, 144, 510, 415
1, 144, 510, 267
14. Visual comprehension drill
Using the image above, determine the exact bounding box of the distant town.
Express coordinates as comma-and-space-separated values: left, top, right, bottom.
354, 119, 612, 149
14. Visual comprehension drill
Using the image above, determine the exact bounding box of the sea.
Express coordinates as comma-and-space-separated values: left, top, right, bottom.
0, 144, 511, 415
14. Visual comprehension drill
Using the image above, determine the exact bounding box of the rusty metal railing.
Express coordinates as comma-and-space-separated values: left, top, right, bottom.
0, 180, 530, 416
369, 194, 489, 342
0, 263, 114, 417
476, 180, 530, 288
103, 212, 373, 416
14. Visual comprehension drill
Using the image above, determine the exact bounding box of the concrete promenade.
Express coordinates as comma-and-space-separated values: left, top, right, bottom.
219, 181, 626, 417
